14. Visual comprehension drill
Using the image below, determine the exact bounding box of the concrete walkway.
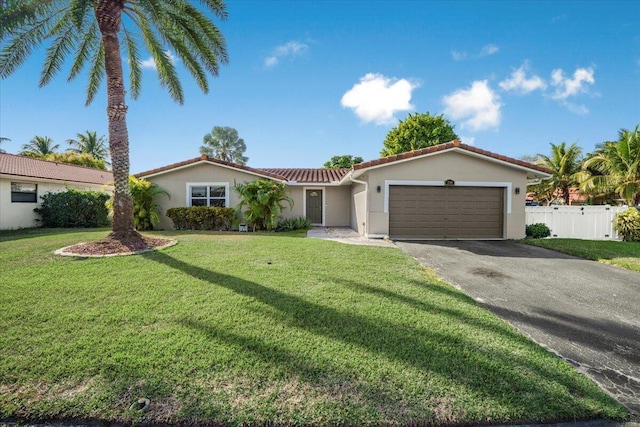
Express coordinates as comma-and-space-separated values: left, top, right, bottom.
306, 227, 396, 247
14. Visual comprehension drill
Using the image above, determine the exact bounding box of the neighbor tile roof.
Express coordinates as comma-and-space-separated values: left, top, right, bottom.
135, 154, 288, 181
353, 139, 552, 175
260, 168, 350, 183
0, 153, 113, 185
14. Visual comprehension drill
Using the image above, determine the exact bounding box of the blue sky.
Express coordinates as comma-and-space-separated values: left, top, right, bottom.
1, 1, 639, 173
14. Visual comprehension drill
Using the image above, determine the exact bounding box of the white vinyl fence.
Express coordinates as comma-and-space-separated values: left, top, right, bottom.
525, 205, 628, 240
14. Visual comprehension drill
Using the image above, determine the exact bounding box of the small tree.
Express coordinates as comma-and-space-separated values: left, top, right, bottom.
381, 112, 458, 157
613, 207, 640, 242
45, 152, 107, 170
536, 142, 582, 205
200, 126, 248, 165
67, 131, 110, 164
234, 180, 293, 230
323, 155, 364, 169
0, 136, 9, 153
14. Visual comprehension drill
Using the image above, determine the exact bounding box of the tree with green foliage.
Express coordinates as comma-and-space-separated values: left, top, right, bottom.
577, 126, 640, 206
323, 155, 364, 169
0, 136, 9, 153
535, 142, 583, 205
381, 112, 458, 157
200, 126, 248, 165
20, 136, 59, 156
108, 176, 168, 231
45, 152, 108, 170
234, 179, 293, 231
1, 1, 228, 244
67, 131, 110, 164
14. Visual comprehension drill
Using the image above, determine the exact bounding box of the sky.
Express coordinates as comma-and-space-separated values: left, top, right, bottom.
1, 1, 639, 174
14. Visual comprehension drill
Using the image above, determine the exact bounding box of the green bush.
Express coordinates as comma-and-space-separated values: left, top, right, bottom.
613, 207, 640, 242
166, 207, 235, 230
234, 180, 293, 230
277, 216, 312, 231
35, 189, 110, 228
525, 223, 551, 239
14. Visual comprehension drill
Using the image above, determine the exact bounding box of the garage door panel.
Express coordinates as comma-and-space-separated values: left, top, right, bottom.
389, 186, 504, 239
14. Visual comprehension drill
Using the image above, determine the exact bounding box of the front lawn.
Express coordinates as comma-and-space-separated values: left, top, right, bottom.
522, 238, 640, 272
0, 229, 627, 426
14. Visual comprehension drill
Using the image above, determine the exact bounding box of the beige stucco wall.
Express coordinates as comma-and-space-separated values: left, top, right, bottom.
350, 182, 367, 235
0, 177, 111, 230
144, 162, 270, 230
359, 151, 529, 239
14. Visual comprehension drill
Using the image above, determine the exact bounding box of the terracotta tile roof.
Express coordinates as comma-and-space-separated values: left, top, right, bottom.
353, 140, 552, 175
0, 153, 113, 185
260, 168, 350, 183
135, 154, 288, 181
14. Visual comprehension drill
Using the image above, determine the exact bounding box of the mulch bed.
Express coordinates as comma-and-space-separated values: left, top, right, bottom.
58, 235, 176, 257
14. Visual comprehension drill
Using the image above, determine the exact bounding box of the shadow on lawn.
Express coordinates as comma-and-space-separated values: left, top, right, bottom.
141, 249, 621, 422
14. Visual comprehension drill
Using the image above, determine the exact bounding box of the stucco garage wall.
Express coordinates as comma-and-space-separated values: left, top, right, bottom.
0, 177, 111, 230
145, 162, 271, 230
362, 151, 528, 239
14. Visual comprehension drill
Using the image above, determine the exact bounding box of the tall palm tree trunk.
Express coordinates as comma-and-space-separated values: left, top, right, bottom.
95, 0, 137, 238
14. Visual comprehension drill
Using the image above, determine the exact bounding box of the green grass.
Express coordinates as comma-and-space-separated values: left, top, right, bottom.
523, 238, 640, 272
0, 229, 627, 426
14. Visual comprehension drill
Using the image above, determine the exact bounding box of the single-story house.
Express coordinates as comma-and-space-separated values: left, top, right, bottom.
0, 153, 114, 230
137, 140, 551, 239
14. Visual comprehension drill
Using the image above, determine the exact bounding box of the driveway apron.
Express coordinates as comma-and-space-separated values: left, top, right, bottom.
395, 240, 640, 416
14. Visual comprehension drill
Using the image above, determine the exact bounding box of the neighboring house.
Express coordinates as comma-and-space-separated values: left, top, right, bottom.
0, 153, 113, 230
137, 140, 551, 239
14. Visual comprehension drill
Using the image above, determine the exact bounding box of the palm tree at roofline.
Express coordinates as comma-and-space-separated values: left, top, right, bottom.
67, 130, 110, 165
535, 141, 582, 205
21, 135, 59, 156
1, 0, 228, 240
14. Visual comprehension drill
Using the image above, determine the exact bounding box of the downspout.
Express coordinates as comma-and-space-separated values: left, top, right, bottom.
349, 174, 369, 237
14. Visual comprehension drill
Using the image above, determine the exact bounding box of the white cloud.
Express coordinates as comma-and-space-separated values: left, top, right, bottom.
479, 44, 499, 57
499, 63, 547, 94
451, 44, 499, 61
442, 80, 502, 131
264, 41, 309, 68
140, 51, 178, 70
550, 66, 595, 100
341, 73, 419, 125
451, 50, 468, 61
460, 135, 475, 146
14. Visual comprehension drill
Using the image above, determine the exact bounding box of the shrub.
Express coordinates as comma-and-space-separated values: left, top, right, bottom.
613, 207, 640, 242
166, 207, 235, 230
234, 180, 293, 230
35, 189, 110, 228
277, 216, 312, 231
525, 223, 551, 239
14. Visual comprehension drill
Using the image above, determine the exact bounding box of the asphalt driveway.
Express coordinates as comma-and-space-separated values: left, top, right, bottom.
396, 240, 640, 416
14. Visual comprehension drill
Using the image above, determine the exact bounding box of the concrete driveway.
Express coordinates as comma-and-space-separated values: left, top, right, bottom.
395, 240, 640, 416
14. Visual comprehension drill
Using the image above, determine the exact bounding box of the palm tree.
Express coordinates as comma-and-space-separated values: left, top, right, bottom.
1, 1, 228, 241
200, 126, 248, 165
67, 131, 110, 164
536, 142, 583, 205
21, 136, 59, 156
578, 126, 640, 206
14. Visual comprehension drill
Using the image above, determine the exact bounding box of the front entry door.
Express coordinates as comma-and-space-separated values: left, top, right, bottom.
305, 189, 323, 225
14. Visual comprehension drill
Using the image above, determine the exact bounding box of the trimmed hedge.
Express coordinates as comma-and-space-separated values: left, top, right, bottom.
166, 207, 235, 230
34, 189, 110, 228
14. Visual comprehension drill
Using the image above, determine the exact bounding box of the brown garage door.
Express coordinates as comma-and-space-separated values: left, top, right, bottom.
389, 186, 504, 239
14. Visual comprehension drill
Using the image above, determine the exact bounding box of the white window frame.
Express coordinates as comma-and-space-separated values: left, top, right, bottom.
303, 186, 326, 226
186, 182, 230, 207
383, 180, 512, 213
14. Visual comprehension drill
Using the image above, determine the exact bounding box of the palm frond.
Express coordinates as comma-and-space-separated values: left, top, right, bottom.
122, 25, 142, 99
40, 17, 78, 86
85, 41, 105, 106
67, 22, 99, 82
0, 13, 55, 78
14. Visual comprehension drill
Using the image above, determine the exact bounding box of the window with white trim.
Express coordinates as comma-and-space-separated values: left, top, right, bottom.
188, 183, 228, 207
11, 182, 38, 203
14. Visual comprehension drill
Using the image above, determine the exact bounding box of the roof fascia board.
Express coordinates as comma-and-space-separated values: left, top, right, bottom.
352, 147, 551, 178
0, 173, 113, 187
138, 160, 287, 183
